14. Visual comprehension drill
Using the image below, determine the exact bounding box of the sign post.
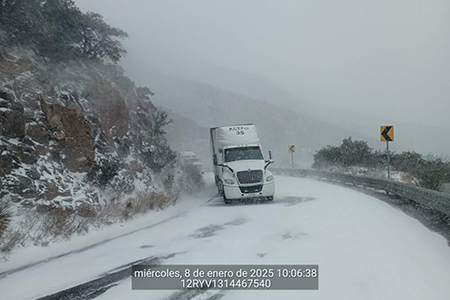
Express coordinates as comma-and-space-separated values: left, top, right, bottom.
289, 145, 295, 169
380, 126, 394, 180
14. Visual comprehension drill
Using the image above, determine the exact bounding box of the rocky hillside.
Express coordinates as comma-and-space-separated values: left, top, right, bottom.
0, 47, 178, 213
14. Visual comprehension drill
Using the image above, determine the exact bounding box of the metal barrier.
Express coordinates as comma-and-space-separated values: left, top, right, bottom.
271, 168, 450, 216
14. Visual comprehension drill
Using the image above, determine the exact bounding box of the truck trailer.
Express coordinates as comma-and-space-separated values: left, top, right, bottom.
210, 124, 275, 204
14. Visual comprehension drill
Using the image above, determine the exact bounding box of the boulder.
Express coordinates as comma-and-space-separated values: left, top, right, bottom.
26, 168, 41, 180
25, 123, 49, 146
0, 149, 13, 176
6, 175, 32, 197
0, 100, 25, 138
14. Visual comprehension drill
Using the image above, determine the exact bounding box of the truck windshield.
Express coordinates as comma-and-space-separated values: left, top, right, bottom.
224, 147, 263, 162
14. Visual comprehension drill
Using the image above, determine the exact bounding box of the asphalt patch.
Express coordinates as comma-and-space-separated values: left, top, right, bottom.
278, 196, 316, 206
189, 218, 247, 239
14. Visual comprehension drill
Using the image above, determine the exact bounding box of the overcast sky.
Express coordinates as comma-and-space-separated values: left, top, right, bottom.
76, 0, 450, 152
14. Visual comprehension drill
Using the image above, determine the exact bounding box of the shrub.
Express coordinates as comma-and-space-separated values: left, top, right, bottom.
1, 231, 25, 252
86, 159, 120, 188
415, 159, 450, 191
147, 144, 177, 172
0, 0, 128, 63
313, 137, 376, 169
124, 192, 176, 217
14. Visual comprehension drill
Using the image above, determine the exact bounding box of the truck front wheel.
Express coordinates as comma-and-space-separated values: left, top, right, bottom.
223, 196, 232, 205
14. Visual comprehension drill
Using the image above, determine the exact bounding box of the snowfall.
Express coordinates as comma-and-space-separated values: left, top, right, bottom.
1, 174, 450, 300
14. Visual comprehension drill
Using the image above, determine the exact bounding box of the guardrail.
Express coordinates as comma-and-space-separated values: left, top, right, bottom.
271, 168, 450, 217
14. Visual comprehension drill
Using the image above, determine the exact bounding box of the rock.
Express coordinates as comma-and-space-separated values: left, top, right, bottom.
0, 149, 13, 176
25, 123, 49, 146
6, 175, 32, 196
9, 194, 22, 203
16, 148, 38, 164
50, 131, 65, 140
26, 168, 40, 180
36, 204, 53, 213
40, 97, 64, 131
0, 100, 25, 138
0, 89, 14, 102
0, 48, 168, 223
21, 200, 34, 207
23, 186, 40, 198
35, 145, 49, 156
40, 183, 60, 201
59, 104, 94, 172
83, 82, 129, 150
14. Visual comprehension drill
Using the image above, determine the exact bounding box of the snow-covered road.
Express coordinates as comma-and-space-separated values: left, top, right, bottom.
1, 174, 450, 300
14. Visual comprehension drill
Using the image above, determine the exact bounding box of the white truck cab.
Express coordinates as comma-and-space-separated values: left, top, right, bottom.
210, 124, 275, 204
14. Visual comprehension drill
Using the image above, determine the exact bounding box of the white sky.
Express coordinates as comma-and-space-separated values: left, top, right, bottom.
75, 0, 450, 152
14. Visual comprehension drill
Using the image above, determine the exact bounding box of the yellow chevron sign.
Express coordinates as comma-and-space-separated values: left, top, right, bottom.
380, 126, 394, 142
289, 145, 296, 153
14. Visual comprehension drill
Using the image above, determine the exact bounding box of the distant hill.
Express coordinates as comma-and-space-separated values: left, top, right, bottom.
124, 55, 450, 157
140, 71, 375, 168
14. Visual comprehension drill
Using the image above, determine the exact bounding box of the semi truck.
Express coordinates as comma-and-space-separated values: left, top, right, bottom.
179, 151, 205, 174
210, 124, 275, 204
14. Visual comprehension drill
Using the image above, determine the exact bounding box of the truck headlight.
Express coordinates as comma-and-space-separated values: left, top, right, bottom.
266, 175, 274, 182
224, 179, 235, 184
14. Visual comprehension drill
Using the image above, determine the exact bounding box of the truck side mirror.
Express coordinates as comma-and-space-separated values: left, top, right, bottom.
213, 154, 218, 166
266, 150, 274, 163
265, 150, 274, 170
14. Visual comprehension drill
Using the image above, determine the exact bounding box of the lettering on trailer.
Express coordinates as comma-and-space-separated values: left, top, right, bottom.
380, 126, 394, 142
229, 126, 250, 136
289, 145, 296, 153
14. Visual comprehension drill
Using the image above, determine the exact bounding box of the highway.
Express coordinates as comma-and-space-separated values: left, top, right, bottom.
1, 174, 450, 300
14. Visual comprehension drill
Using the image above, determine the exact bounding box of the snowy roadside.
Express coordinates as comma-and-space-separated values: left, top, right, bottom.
0, 174, 216, 277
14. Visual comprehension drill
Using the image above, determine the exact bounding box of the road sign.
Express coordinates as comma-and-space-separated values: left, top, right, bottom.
380, 125, 394, 180
289, 145, 296, 153
380, 126, 394, 142
288, 145, 296, 169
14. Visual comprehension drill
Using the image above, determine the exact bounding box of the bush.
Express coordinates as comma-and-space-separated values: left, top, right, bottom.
124, 192, 176, 217
86, 160, 120, 188
0, 0, 128, 63
313, 139, 450, 192
391, 151, 426, 174
415, 159, 450, 191
147, 144, 177, 172
313, 137, 376, 169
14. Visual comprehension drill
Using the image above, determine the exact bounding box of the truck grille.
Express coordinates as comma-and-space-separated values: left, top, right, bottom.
237, 170, 263, 184
239, 185, 263, 194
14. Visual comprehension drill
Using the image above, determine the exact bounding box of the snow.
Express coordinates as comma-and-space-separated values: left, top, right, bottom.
4, 138, 21, 146
1, 174, 450, 300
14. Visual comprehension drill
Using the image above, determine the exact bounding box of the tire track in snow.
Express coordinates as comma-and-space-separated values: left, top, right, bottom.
163, 289, 226, 300
36, 253, 179, 300
0, 212, 187, 279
